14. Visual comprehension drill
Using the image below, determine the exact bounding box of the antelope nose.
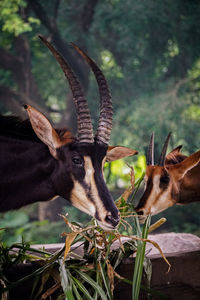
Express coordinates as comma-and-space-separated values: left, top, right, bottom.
105, 214, 120, 227
137, 210, 144, 216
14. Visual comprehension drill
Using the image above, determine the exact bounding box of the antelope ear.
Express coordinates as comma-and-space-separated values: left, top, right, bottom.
172, 150, 200, 179
165, 145, 185, 165
168, 145, 183, 155
25, 105, 72, 158
106, 146, 138, 162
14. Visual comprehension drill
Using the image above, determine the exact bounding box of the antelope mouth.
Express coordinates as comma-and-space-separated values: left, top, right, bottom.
96, 214, 120, 231
96, 220, 118, 231
136, 210, 150, 223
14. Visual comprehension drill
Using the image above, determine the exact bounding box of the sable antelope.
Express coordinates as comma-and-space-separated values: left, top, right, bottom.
136, 133, 200, 217
0, 36, 138, 230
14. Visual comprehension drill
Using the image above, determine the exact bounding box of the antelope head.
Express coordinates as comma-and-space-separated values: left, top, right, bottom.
25, 36, 138, 230
136, 133, 200, 218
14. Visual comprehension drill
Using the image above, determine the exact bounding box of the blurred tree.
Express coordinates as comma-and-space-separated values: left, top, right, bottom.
91, 0, 200, 154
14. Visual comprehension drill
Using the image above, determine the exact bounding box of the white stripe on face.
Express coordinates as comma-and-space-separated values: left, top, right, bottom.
143, 174, 174, 215
70, 156, 108, 221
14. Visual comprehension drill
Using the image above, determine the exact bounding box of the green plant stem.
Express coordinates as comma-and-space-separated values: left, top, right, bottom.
132, 215, 151, 300
103, 233, 113, 268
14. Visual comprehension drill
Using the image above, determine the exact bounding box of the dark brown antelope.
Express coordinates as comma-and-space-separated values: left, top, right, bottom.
136, 133, 200, 217
0, 36, 138, 230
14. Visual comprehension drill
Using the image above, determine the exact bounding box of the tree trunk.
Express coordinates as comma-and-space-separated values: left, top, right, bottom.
0, 35, 49, 117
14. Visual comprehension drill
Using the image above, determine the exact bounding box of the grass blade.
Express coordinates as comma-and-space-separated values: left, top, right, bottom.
72, 282, 82, 300
99, 261, 113, 300
132, 215, 151, 300
76, 270, 108, 300
59, 259, 74, 300
72, 276, 93, 300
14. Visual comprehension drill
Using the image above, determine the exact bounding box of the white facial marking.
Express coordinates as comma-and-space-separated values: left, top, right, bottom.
70, 156, 108, 222
70, 177, 96, 216
143, 175, 148, 189
150, 190, 173, 215
102, 157, 106, 174
143, 174, 173, 216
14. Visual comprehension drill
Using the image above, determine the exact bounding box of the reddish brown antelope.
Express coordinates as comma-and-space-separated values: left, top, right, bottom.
0, 36, 138, 230
136, 133, 200, 217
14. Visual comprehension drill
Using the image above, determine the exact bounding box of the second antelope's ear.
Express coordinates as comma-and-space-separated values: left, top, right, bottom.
168, 145, 183, 156
171, 149, 200, 179
106, 146, 138, 162
24, 105, 72, 158
165, 145, 185, 165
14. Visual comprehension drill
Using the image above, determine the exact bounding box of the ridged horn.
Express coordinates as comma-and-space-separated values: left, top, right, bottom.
147, 132, 154, 166
39, 35, 94, 143
158, 132, 172, 166
71, 43, 113, 145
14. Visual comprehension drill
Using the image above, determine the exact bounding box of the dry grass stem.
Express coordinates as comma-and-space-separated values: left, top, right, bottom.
116, 165, 135, 204
106, 260, 115, 295
149, 218, 167, 233
41, 282, 61, 299
120, 234, 171, 272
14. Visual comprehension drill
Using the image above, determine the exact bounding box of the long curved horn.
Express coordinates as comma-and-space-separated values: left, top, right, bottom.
158, 132, 171, 166
71, 43, 113, 145
39, 35, 94, 144
147, 132, 154, 166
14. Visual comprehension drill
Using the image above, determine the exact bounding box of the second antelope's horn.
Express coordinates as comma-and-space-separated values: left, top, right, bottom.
147, 132, 155, 166
158, 132, 172, 166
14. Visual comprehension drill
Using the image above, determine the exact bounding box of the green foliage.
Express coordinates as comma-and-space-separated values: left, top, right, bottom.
0, 68, 13, 88
0, 210, 65, 245
104, 154, 146, 190
101, 50, 123, 79
32, 47, 67, 111
183, 104, 200, 122
0, 211, 28, 228
0, 0, 40, 36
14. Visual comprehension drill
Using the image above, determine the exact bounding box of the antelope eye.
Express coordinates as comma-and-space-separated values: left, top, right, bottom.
160, 176, 170, 183
72, 157, 83, 166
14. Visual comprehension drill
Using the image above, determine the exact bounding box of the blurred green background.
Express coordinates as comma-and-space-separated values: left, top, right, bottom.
0, 0, 200, 245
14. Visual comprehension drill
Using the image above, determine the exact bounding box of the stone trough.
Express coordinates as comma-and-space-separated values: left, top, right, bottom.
2, 233, 200, 299
114, 233, 200, 299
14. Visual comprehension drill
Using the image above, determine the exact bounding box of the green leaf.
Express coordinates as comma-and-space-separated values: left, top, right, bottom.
72, 276, 93, 300
0, 211, 29, 228
99, 261, 113, 300
132, 215, 151, 300
76, 270, 108, 300
72, 281, 84, 300
59, 259, 74, 300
